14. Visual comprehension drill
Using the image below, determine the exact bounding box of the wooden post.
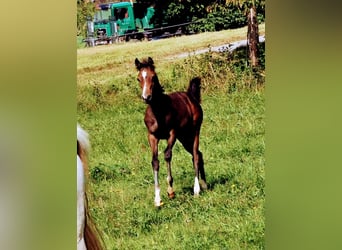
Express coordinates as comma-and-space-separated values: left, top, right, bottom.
247, 7, 259, 67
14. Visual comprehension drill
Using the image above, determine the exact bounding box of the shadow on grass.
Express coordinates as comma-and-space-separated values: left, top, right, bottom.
177, 175, 230, 196
180, 186, 193, 195
207, 175, 230, 191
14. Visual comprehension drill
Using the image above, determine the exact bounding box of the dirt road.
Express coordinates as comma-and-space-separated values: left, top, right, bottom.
168, 35, 265, 60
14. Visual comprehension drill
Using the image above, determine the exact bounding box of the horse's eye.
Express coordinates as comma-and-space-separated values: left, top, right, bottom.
137, 78, 140, 82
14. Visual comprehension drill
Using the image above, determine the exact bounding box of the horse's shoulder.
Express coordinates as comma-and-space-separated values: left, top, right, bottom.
144, 107, 159, 131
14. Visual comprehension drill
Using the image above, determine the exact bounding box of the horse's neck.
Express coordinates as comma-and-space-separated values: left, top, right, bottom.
149, 93, 169, 112
148, 78, 168, 113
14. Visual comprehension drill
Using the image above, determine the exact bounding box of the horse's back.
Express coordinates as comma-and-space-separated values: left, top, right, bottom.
144, 91, 203, 138
169, 91, 203, 129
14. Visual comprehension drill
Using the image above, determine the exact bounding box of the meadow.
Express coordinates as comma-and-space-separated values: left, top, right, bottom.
77, 25, 265, 249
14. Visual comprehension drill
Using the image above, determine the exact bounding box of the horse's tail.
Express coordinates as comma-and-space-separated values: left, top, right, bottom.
187, 77, 201, 103
77, 125, 104, 250
84, 208, 104, 250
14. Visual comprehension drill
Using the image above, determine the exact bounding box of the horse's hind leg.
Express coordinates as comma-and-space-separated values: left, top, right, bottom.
164, 130, 176, 199
192, 132, 202, 196
179, 133, 207, 196
197, 151, 207, 190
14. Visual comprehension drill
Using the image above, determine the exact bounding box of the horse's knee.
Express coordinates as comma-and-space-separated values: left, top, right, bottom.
151, 156, 159, 170
164, 149, 172, 161
192, 151, 202, 163
198, 151, 203, 162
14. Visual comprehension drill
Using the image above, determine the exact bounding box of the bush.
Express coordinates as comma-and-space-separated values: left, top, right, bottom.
77, 0, 95, 37
170, 43, 265, 94
189, 4, 247, 33
152, 1, 265, 34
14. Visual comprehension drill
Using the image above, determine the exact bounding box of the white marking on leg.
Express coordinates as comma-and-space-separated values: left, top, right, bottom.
167, 176, 172, 188
155, 186, 161, 206
154, 170, 162, 206
194, 176, 200, 196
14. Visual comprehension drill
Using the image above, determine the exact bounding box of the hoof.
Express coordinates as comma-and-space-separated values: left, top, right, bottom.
200, 180, 208, 190
168, 192, 175, 199
154, 201, 164, 207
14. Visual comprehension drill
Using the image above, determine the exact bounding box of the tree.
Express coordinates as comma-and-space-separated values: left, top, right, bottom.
77, 0, 96, 37
247, 5, 259, 67
224, 0, 264, 67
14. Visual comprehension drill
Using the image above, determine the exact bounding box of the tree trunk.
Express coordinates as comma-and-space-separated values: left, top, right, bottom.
247, 7, 259, 67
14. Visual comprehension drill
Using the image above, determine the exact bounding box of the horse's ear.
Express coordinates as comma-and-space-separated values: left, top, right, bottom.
148, 57, 154, 66
135, 58, 141, 70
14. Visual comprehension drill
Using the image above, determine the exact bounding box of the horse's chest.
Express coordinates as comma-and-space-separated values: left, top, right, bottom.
144, 112, 174, 137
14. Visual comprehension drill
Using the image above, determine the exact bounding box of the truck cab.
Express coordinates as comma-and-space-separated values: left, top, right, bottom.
111, 2, 135, 35
89, 1, 155, 45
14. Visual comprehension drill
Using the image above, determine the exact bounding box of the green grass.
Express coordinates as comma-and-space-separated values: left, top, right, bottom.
77, 23, 265, 86
78, 26, 265, 249
77, 36, 86, 49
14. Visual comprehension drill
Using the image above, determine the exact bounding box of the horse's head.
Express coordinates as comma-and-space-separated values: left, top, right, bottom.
135, 57, 162, 103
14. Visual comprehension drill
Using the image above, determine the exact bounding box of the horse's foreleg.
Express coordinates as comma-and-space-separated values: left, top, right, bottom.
148, 134, 162, 206
165, 130, 176, 199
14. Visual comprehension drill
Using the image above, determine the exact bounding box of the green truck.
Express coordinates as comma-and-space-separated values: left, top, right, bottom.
86, 1, 155, 46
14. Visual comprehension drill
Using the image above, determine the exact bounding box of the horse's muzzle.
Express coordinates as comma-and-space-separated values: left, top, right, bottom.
142, 95, 152, 103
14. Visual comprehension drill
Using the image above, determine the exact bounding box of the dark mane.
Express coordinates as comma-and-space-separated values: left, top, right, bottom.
139, 59, 155, 71
151, 74, 165, 96
135, 57, 155, 71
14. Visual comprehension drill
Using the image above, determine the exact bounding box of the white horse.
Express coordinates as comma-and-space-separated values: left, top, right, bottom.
77, 124, 103, 250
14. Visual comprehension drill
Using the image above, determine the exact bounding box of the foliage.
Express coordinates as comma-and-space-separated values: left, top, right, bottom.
151, 0, 265, 33
189, 3, 247, 33
169, 44, 265, 97
77, 0, 265, 37
77, 0, 96, 37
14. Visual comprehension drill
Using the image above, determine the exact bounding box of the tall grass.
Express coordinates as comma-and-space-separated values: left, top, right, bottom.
77, 28, 265, 249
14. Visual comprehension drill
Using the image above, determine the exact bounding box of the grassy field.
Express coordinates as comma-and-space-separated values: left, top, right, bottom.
77, 25, 265, 249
